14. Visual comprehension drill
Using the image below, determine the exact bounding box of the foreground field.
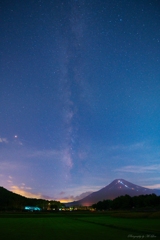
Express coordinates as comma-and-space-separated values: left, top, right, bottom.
0, 211, 159, 240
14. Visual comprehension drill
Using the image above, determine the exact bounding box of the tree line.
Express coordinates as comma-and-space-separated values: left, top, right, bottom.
92, 194, 160, 210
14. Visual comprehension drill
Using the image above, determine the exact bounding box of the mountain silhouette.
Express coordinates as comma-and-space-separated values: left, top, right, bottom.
65, 179, 160, 207
0, 186, 61, 210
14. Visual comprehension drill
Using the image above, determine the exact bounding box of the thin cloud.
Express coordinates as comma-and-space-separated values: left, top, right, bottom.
58, 191, 92, 203
144, 184, 160, 189
28, 148, 73, 169
0, 137, 8, 143
59, 191, 65, 195
28, 149, 60, 158
108, 141, 146, 152
56, 184, 102, 202
114, 164, 160, 173
7, 180, 12, 183
0, 162, 18, 170
10, 185, 42, 199
74, 191, 93, 200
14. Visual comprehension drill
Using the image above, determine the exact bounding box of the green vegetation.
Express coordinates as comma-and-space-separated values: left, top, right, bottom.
0, 212, 159, 240
0, 186, 160, 239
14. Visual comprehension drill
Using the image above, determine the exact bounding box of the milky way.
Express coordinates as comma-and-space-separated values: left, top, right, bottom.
0, 0, 160, 201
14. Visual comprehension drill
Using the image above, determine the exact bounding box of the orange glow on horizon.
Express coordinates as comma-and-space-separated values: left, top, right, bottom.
56, 198, 75, 203
10, 186, 42, 199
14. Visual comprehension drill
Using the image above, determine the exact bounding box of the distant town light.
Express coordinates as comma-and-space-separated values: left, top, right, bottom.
24, 206, 41, 211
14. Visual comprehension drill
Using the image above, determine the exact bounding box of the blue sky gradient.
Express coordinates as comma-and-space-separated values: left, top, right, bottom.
0, 0, 160, 201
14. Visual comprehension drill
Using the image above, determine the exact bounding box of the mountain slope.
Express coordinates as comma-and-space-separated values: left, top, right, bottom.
0, 186, 61, 210
65, 179, 160, 207
0, 186, 27, 210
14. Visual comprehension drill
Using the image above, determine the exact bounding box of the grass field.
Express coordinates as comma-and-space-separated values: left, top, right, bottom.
0, 211, 159, 240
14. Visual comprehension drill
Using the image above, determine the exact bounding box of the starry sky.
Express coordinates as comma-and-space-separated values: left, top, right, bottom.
0, 0, 160, 202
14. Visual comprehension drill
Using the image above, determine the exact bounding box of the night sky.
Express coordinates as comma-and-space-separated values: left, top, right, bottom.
1, 0, 160, 202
